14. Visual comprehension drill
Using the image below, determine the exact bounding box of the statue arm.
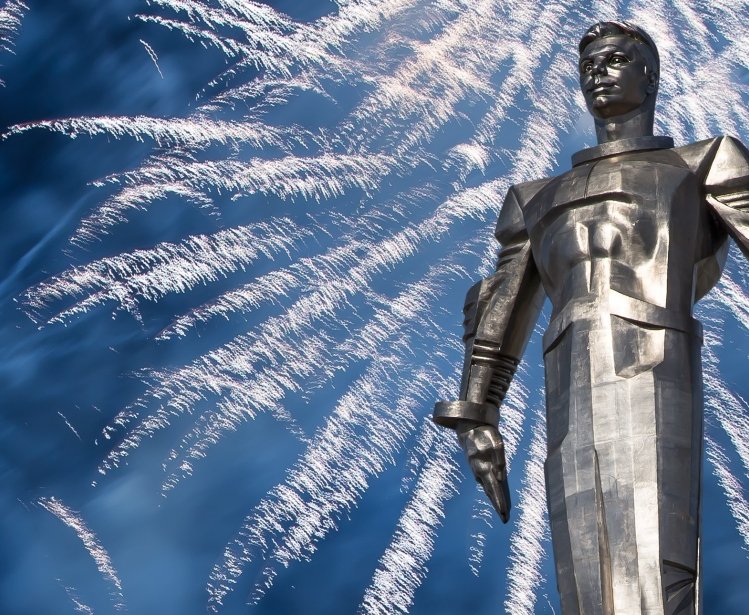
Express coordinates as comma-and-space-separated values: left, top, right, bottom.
433, 186, 545, 521
704, 136, 749, 260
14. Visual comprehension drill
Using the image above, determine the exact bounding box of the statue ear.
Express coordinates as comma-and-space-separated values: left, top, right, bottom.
646, 70, 658, 94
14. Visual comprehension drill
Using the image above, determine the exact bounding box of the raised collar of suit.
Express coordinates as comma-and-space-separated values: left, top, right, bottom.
572, 135, 674, 167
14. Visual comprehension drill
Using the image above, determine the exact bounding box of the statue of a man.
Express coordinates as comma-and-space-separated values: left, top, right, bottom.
434, 21, 749, 614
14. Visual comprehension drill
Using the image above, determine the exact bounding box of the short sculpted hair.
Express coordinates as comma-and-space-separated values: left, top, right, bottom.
579, 21, 660, 76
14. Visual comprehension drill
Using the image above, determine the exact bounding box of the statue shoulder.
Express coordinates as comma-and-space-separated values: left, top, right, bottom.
675, 136, 749, 191
495, 178, 553, 245
704, 136, 749, 193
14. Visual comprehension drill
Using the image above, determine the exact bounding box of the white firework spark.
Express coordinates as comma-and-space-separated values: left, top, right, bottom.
0, 0, 25, 86
504, 404, 549, 615
12, 0, 749, 612
359, 421, 461, 615
38, 497, 125, 610
0, 0, 25, 53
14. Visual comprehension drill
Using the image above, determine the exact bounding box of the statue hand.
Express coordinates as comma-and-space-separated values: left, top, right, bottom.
456, 422, 511, 523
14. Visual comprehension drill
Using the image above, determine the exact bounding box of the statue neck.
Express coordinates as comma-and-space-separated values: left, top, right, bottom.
594, 105, 655, 144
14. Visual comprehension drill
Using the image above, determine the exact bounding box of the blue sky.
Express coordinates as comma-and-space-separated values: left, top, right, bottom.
1, 1, 748, 613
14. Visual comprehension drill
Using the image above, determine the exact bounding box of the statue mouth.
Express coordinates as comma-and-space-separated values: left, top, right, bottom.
589, 84, 617, 96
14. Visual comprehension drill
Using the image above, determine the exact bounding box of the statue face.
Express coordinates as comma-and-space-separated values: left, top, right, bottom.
579, 35, 655, 119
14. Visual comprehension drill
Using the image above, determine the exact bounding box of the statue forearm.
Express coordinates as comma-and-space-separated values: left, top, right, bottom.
431, 187, 543, 523
434, 238, 544, 430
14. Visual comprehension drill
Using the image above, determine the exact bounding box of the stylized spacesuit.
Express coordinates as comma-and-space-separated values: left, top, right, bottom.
434, 22, 749, 614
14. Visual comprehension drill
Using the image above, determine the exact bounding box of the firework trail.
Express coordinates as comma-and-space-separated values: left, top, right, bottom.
38, 497, 125, 610
0, 0, 25, 52
11, 0, 749, 612
358, 420, 461, 615
503, 404, 549, 615
0, 0, 25, 86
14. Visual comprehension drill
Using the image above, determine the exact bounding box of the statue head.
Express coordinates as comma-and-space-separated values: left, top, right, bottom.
578, 22, 659, 121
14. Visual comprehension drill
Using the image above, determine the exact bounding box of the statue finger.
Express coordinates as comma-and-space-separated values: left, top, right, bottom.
476, 466, 511, 524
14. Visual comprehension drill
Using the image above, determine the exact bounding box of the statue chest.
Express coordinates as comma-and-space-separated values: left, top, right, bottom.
521, 155, 703, 306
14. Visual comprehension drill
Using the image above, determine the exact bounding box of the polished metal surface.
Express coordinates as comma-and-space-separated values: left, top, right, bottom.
434, 21, 749, 614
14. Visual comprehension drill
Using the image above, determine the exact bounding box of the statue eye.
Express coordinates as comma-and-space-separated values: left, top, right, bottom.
580, 62, 593, 74
609, 55, 628, 66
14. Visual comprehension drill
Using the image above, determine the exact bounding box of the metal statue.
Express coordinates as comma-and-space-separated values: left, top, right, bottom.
433, 21, 749, 614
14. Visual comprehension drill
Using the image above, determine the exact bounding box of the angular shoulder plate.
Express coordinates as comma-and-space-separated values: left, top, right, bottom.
704, 135, 749, 193
495, 178, 552, 245
673, 137, 721, 179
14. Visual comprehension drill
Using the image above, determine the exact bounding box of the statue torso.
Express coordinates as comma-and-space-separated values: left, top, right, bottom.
515, 139, 728, 320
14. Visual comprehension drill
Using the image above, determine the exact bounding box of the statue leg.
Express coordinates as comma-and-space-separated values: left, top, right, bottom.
544, 317, 702, 615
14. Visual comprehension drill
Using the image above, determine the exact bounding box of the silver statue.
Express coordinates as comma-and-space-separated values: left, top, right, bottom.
434, 21, 749, 614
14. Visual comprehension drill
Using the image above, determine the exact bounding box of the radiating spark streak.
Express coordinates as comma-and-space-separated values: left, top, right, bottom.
174, 0, 299, 32
206, 74, 333, 111
144, 0, 423, 87
699, 269, 749, 482
72, 152, 393, 242
104, 152, 393, 199
135, 14, 259, 61
0, 0, 26, 86
239, 290, 516, 606
72, 181, 213, 246
23, 217, 315, 324
358, 422, 460, 615
38, 497, 125, 610
142, 255, 472, 491
6, 115, 302, 150
18, 1, 749, 612
360, 349, 534, 606
58, 411, 82, 440
704, 361, 749, 482
342, 0, 521, 151
158, 263, 458, 488
62, 585, 94, 615
158, 183, 487, 338
712, 264, 749, 333
504, 404, 549, 615
705, 434, 749, 551
698, 256, 749, 548
145, 0, 337, 84
97, 250, 452, 478
122, 249, 462, 596
140, 39, 164, 78
206, 360, 445, 611
0, 0, 26, 53
470, 7, 572, 150
147, 0, 300, 38
623, 0, 749, 143
199, 273, 464, 605
199, 0, 432, 111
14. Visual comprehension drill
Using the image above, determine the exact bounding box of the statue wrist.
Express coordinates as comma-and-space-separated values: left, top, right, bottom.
433, 400, 499, 429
